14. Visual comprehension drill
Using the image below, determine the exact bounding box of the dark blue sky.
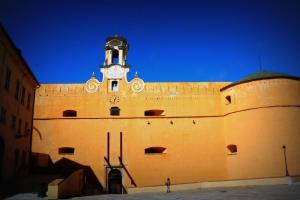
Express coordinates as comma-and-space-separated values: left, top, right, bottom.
1, 0, 300, 83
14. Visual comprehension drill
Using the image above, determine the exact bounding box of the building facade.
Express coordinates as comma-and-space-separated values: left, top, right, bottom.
0, 25, 39, 182
32, 36, 300, 194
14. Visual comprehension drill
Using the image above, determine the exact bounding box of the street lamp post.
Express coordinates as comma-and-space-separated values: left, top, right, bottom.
282, 145, 289, 176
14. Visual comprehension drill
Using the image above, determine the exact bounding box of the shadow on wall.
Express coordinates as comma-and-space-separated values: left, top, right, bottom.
30, 153, 104, 196
53, 157, 104, 195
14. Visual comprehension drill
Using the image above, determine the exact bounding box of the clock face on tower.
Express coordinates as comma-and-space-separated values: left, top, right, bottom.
105, 65, 125, 79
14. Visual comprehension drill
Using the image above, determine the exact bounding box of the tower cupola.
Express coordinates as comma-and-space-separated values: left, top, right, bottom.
100, 36, 130, 92
104, 35, 129, 66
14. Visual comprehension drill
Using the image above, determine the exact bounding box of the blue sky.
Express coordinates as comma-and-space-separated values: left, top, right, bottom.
1, 0, 300, 83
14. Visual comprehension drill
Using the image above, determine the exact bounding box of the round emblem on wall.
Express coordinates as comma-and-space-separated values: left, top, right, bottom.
109, 95, 120, 104
85, 78, 100, 93
131, 78, 145, 93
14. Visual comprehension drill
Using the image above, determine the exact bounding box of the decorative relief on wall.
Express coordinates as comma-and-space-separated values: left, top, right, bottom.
85, 73, 100, 93
131, 77, 145, 93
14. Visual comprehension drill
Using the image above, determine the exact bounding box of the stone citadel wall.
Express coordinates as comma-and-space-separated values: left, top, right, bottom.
32, 78, 300, 188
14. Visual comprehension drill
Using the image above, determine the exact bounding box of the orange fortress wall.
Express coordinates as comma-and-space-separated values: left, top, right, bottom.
31, 36, 300, 193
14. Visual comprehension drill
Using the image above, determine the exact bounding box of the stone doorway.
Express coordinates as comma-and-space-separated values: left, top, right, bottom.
108, 169, 122, 194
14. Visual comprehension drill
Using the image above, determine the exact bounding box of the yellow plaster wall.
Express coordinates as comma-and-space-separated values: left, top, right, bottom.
32, 80, 229, 188
32, 77, 300, 189
221, 79, 300, 179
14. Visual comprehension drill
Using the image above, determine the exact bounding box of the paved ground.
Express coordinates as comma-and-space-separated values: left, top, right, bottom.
5, 184, 300, 200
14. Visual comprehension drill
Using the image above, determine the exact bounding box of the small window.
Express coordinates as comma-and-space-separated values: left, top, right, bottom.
145, 147, 167, 154
17, 119, 22, 135
11, 115, 16, 129
225, 95, 231, 105
63, 110, 77, 117
144, 109, 165, 116
15, 80, 20, 100
26, 94, 31, 110
0, 107, 6, 124
58, 147, 75, 155
111, 80, 119, 92
227, 144, 237, 155
20, 86, 25, 105
4, 68, 11, 90
110, 107, 120, 116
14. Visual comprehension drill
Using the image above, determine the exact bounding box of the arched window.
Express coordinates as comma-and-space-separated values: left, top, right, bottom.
145, 147, 167, 154
110, 107, 120, 116
58, 147, 75, 155
112, 50, 119, 64
63, 110, 77, 117
144, 110, 165, 116
227, 144, 237, 154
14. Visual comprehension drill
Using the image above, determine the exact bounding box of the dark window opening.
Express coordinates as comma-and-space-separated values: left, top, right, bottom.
110, 107, 120, 116
0, 107, 6, 124
63, 110, 77, 117
112, 50, 119, 64
4, 68, 11, 90
21, 87, 25, 105
144, 110, 165, 116
11, 115, 16, 129
225, 95, 231, 105
145, 147, 167, 154
58, 147, 75, 155
26, 94, 31, 110
17, 119, 22, 135
15, 80, 20, 100
111, 80, 119, 92
227, 144, 237, 154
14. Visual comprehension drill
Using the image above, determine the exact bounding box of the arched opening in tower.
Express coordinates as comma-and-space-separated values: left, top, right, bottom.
112, 50, 119, 64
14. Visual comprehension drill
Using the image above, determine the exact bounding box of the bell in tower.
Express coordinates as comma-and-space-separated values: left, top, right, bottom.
100, 35, 130, 92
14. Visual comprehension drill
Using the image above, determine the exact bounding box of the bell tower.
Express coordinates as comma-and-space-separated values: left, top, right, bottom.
103, 35, 129, 66
100, 36, 130, 92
